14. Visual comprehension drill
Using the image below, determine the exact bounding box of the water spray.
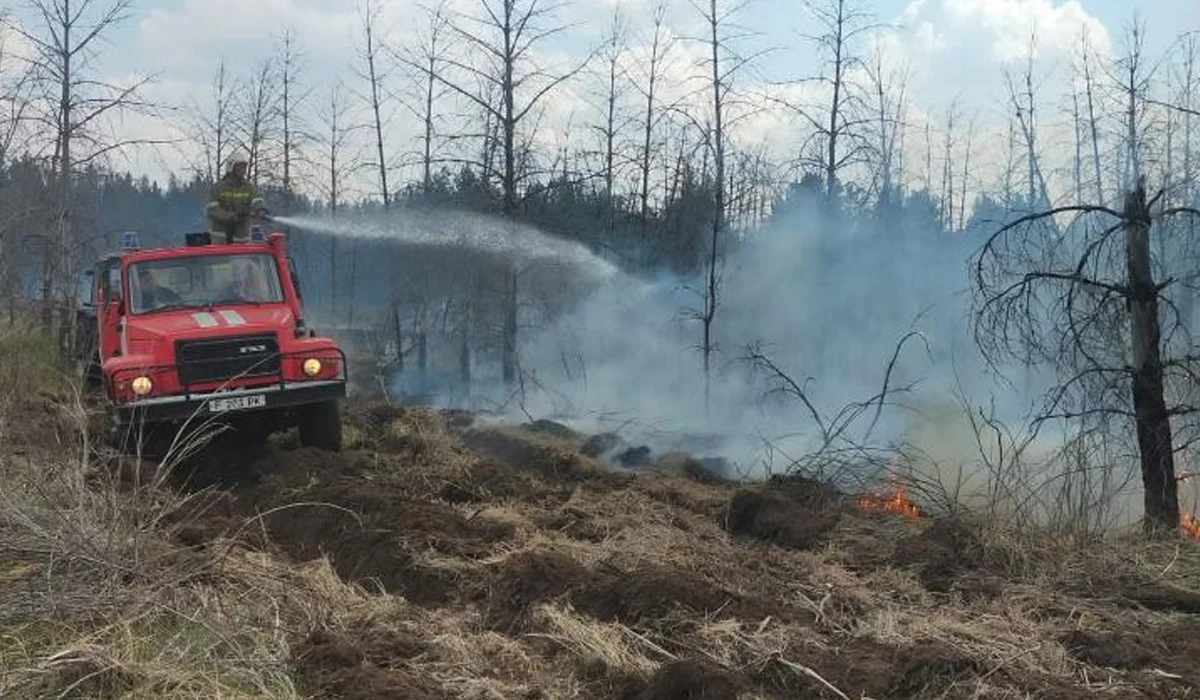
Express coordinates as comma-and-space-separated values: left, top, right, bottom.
272, 212, 629, 283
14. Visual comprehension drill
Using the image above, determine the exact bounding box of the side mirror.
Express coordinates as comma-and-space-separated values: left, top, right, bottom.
81, 269, 95, 308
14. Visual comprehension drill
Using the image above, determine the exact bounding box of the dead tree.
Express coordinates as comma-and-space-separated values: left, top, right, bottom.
588, 8, 629, 232
355, 0, 393, 207
5, 0, 156, 327
188, 60, 235, 182
1078, 29, 1106, 203
316, 80, 361, 317
240, 58, 280, 187
278, 28, 310, 196
1003, 33, 1050, 211
939, 101, 957, 229
419, 0, 592, 385
634, 0, 675, 223
974, 179, 1200, 535
864, 40, 907, 207
976, 24, 1200, 535
393, 1, 453, 195
0, 28, 35, 320
788, 0, 876, 202
686, 0, 759, 404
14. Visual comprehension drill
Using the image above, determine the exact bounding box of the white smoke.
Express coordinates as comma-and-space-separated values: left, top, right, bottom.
277, 201, 1150, 530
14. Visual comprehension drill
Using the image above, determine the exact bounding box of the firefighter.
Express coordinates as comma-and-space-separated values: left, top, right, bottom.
206, 154, 269, 243
136, 267, 182, 311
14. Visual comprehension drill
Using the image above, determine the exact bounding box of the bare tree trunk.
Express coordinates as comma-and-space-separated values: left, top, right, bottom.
1002, 117, 1015, 207
601, 10, 623, 234
393, 302, 404, 373
416, 297, 427, 377
701, 0, 728, 406
347, 240, 359, 328
824, 0, 844, 201
209, 60, 231, 182
639, 1, 668, 223
360, 0, 391, 207
459, 297, 471, 387
1072, 90, 1083, 205
330, 236, 337, 317
923, 122, 932, 195
959, 118, 972, 231
280, 29, 300, 194
940, 103, 955, 229
1123, 180, 1179, 534
1179, 36, 1197, 338
1082, 39, 1104, 202
243, 59, 279, 187
502, 267, 517, 385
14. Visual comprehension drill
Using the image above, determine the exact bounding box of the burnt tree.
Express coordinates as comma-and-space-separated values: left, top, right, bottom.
974, 178, 1200, 535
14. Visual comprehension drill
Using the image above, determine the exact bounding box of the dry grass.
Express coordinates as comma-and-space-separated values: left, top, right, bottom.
1, 368, 1199, 699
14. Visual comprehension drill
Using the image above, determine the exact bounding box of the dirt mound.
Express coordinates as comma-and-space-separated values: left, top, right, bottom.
888, 643, 982, 697
484, 552, 767, 632
257, 480, 510, 602
581, 432, 622, 458
485, 550, 592, 632
435, 458, 548, 505
655, 453, 729, 485
1061, 620, 1200, 687
524, 419, 579, 440
723, 480, 841, 550
754, 637, 981, 700
893, 518, 986, 592
532, 508, 609, 542
1059, 629, 1164, 669
294, 628, 447, 700
464, 427, 621, 484
621, 660, 742, 700
570, 567, 743, 624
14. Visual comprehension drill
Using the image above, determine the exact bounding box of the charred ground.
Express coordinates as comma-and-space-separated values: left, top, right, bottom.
2, 398, 1200, 699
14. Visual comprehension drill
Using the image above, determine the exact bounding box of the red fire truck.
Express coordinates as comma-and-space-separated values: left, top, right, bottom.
80, 228, 346, 451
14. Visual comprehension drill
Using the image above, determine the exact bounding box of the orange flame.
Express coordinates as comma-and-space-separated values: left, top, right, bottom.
1183, 514, 1200, 540
857, 476, 922, 520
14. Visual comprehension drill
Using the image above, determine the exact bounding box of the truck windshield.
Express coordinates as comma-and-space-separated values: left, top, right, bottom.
128, 253, 284, 315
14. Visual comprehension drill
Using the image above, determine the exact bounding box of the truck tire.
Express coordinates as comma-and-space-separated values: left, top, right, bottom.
298, 399, 343, 451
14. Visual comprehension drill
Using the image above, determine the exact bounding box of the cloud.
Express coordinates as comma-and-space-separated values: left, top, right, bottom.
136, 0, 361, 80
938, 0, 1111, 62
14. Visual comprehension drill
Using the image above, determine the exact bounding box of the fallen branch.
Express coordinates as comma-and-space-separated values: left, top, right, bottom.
774, 656, 852, 700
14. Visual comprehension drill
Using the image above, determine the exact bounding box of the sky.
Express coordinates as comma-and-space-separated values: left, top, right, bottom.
6, 0, 1199, 199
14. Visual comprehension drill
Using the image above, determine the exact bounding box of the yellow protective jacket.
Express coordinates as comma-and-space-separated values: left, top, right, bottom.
206, 174, 264, 241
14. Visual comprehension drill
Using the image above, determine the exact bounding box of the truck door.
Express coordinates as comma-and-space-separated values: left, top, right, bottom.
96, 259, 123, 360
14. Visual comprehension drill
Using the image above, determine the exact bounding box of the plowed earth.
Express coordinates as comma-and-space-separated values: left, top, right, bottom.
7, 399, 1200, 699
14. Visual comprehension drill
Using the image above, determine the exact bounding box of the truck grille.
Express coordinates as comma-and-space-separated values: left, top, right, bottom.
176, 334, 280, 386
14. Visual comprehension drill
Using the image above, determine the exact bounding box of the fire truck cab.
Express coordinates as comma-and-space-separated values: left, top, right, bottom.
85, 229, 346, 451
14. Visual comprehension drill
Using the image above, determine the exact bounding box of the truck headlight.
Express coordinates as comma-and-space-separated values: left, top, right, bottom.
131, 376, 153, 396
302, 358, 322, 377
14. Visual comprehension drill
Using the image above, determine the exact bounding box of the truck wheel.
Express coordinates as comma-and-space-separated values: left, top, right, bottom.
298, 400, 343, 451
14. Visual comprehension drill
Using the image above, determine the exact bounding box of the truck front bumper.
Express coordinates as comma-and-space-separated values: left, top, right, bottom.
112, 380, 346, 426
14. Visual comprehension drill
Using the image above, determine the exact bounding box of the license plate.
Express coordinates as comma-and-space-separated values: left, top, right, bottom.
208, 393, 267, 413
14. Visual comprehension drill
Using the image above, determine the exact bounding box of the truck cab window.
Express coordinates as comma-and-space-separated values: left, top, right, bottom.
128, 253, 284, 314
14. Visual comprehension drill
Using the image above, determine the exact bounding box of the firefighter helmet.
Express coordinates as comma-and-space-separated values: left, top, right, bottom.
225, 152, 249, 173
